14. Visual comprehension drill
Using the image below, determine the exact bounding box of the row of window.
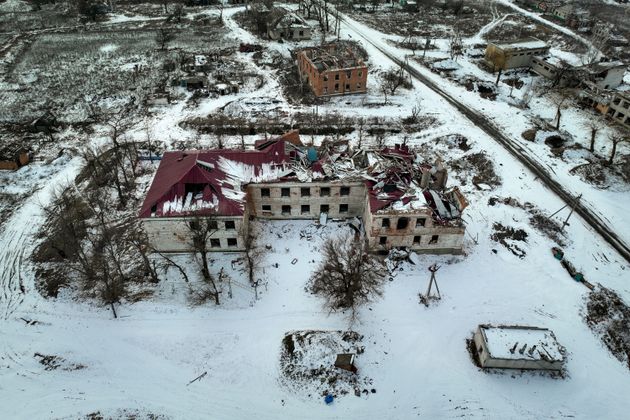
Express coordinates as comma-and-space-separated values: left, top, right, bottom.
611, 97, 629, 109
189, 220, 235, 230
509, 49, 545, 57
260, 186, 351, 198
323, 70, 364, 81
380, 217, 426, 229
262, 204, 348, 215
209, 237, 238, 248
379, 234, 439, 245
323, 83, 362, 94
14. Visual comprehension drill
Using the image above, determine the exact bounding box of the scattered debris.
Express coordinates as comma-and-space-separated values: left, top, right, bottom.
34, 353, 86, 371
280, 330, 374, 399
552, 247, 594, 290
488, 196, 566, 246
585, 286, 630, 371
491, 223, 528, 258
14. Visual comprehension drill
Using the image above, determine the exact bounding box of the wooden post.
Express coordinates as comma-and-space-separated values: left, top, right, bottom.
561, 194, 582, 232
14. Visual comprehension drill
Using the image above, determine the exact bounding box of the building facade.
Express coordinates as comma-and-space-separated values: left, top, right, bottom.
297, 43, 368, 97
579, 84, 630, 131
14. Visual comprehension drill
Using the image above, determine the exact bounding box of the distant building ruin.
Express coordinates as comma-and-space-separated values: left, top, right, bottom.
297, 43, 368, 97
266, 7, 311, 41
139, 131, 467, 254
580, 86, 630, 131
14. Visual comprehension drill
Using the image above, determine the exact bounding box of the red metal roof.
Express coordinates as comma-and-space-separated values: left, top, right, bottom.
139, 141, 289, 219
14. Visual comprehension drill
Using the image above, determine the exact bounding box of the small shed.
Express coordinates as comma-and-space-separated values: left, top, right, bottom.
0, 144, 30, 171
334, 353, 357, 373
473, 325, 564, 371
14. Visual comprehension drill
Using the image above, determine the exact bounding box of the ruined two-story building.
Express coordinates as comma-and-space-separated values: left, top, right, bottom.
297, 43, 368, 97
139, 132, 467, 254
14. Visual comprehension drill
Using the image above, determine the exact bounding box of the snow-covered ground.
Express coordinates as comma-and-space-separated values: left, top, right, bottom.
1, 4, 630, 419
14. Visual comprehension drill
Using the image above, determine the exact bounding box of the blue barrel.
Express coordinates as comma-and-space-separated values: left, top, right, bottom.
324, 395, 334, 405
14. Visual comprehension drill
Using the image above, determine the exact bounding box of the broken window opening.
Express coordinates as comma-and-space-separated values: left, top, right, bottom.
397, 217, 409, 230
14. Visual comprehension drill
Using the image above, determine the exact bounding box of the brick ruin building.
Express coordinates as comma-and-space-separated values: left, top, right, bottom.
139, 131, 467, 254
297, 43, 368, 97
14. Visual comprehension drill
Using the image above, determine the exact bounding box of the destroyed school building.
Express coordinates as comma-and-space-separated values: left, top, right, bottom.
297, 43, 368, 97
140, 131, 467, 254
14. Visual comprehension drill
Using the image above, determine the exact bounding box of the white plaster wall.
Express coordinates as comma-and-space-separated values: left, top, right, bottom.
143, 215, 247, 252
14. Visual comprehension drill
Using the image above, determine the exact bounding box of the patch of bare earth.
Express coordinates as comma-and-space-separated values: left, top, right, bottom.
585, 286, 630, 371
279, 330, 375, 399
491, 223, 528, 258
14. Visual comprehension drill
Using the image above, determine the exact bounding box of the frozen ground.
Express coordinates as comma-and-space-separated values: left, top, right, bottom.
1, 3, 630, 420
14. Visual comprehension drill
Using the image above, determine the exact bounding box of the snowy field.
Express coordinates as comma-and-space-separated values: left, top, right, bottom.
1, 2, 630, 419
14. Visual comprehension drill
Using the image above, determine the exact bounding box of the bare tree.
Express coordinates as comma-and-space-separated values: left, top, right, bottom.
357, 117, 365, 149
448, 28, 463, 62
582, 120, 601, 153
187, 215, 221, 305
308, 233, 387, 320
608, 134, 629, 164
156, 27, 176, 51
380, 64, 412, 96
244, 227, 266, 285
550, 91, 571, 130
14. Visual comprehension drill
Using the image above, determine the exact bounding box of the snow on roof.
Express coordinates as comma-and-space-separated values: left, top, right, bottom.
492, 38, 548, 51
139, 140, 289, 218
480, 325, 564, 362
547, 48, 583, 67
140, 134, 467, 223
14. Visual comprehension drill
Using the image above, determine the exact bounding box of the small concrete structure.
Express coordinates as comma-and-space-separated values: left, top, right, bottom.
334, 353, 357, 373
473, 325, 564, 371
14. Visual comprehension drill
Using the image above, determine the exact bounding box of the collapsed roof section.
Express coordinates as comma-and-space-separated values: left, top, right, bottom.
140, 132, 468, 225
300, 43, 365, 72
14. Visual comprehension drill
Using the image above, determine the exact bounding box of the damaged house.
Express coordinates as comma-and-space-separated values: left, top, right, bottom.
297, 43, 368, 97
140, 131, 467, 254
267, 7, 311, 41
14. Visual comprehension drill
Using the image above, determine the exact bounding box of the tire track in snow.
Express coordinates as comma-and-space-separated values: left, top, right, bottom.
0, 156, 82, 319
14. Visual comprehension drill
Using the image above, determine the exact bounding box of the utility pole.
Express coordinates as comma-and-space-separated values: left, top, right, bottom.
549, 194, 582, 232
426, 264, 441, 300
